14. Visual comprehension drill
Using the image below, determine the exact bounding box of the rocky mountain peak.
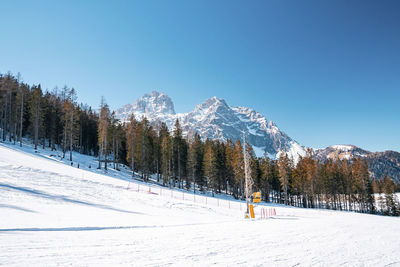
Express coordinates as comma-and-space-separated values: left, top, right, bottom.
329, 145, 357, 151
193, 96, 229, 114
132, 91, 175, 116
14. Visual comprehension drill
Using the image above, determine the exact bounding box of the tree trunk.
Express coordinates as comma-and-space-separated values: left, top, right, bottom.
34, 107, 39, 150
131, 140, 135, 178
113, 134, 116, 169
69, 111, 73, 161
104, 135, 107, 171
8, 90, 12, 142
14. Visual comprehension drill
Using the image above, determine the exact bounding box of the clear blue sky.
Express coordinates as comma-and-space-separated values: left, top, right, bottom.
1, 0, 399, 152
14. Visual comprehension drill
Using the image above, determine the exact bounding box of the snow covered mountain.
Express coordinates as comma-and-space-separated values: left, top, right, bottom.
115, 92, 400, 183
313, 145, 400, 183
115, 91, 306, 161
116, 91, 176, 120
313, 145, 371, 161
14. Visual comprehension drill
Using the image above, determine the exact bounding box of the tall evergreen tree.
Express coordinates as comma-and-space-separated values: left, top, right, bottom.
125, 114, 137, 177
232, 139, 244, 199
98, 98, 110, 170
161, 135, 172, 187
203, 139, 217, 196
28, 85, 43, 150
278, 152, 292, 205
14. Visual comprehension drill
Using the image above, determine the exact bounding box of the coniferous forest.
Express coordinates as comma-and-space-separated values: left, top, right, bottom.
1, 72, 399, 216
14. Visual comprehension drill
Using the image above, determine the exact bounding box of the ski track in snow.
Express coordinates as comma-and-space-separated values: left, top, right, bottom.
0, 143, 400, 266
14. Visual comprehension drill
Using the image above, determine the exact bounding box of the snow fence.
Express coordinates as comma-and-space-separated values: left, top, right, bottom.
127, 182, 276, 219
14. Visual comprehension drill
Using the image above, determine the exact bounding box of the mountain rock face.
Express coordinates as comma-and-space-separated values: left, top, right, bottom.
313, 145, 400, 183
115, 91, 176, 122
115, 91, 399, 183
115, 91, 306, 161
313, 145, 370, 161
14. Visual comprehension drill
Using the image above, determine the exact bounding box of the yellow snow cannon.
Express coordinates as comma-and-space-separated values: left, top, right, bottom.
252, 192, 261, 203
244, 204, 256, 219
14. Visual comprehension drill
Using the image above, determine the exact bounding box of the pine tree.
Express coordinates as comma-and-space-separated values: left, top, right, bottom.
341, 159, 353, 211
361, 159, 375, 214
98, 97, 110, 170
134, 117, 155, 181
158, 122, 169, 183
278, 152, 292, 205
304, 150, 318, 208
189, 133, 204, 192
109, 112, 123, 170
28, 85, 43, 150
66, 88, 78, 161
383, 176, 399, 216
292, 157, 307, 207
224, 139, 234, 195
16, 83, 28, 147
215, 141, 227, 193
125, 114, 137, 177
232, 140, 244, 199
161, 135, 172, 187
203, 139, 217, 196
172, 119, 186, 188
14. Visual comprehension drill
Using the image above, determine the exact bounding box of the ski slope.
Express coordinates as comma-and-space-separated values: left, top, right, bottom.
1, 144, 400, 266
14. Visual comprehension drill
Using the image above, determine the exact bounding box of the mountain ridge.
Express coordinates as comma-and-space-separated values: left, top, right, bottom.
115, 91, 306, 162
115, 91, 400, 183
313, 145, 400, 182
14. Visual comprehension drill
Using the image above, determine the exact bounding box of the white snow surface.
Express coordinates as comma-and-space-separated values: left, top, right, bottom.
1, 143, 400, 266
276, 141, 307, 164
330, 145, 355, 151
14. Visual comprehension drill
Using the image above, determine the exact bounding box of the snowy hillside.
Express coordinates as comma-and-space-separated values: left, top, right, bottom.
314, 145, 400, 183
313, 144, 370, 161
115, 91, 306, 162
1, 143, 400, 266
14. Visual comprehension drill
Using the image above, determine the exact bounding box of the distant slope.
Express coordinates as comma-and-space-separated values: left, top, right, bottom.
314, 145, 400, 183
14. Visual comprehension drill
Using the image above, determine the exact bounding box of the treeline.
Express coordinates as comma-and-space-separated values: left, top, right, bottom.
0, 73, 98, 158
1, 73, 399, 216
372, 176, 400, 216
95, 96, 400, 216
278, 154, 399, 216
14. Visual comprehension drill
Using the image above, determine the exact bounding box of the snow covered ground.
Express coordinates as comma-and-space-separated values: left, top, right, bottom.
1, 143, 400, 266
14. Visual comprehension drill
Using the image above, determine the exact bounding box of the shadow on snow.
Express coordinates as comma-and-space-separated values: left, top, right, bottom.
0, 183, 144, 215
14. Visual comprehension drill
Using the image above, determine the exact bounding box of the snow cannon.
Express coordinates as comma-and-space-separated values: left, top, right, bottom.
252, 192, 261, 203
245, 204, 256, 219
